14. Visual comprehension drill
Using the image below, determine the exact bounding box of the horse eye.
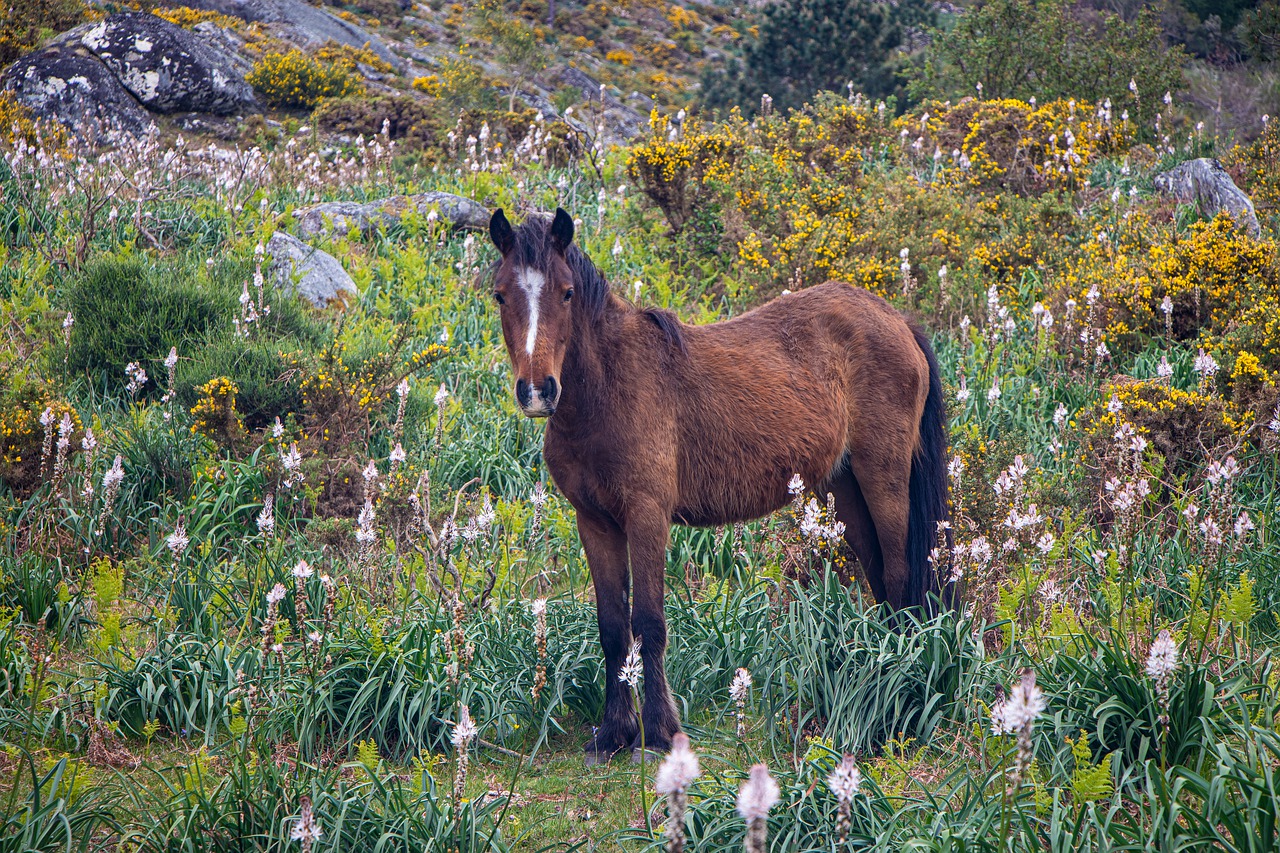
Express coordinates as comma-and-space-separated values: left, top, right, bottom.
493, 292, 505, 305
564, 288, 574, 302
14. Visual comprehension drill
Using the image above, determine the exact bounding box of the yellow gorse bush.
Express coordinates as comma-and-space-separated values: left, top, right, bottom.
246, 49, 363, 109
1227, 119, 1280, 214
411, 75, 441, 96
190, 377, 245, 447
314, 43, 394, 76
0, 396, 79, 494
0, 92, 65, 148
150, 6, 240, 30
1083, 379, 1247, 473
898, 98, 1134, 194
1076, 213, 1280, 371
626, 110, 740, 231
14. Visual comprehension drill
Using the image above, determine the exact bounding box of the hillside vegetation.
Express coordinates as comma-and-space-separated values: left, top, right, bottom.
2, 0, 1280, 851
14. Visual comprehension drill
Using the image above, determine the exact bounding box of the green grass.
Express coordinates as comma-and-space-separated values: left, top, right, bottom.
1, 85, 1279, 852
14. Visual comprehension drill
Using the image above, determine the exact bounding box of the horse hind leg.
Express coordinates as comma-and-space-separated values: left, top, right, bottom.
824, 468, 886, 602
847, 446, 915, 610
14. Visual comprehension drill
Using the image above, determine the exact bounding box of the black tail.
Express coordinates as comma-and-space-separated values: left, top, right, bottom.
905, 325, 952, 613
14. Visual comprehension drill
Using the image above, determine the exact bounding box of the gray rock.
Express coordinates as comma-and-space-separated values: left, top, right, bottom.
0, 42, 154, 137
294, 199, 393, 240
267, 231, 359, 308
413, 191, 490, 229
553, 65, 644, 141
190, 21, 254, 78
81, 13, 258, 115
1153, 157, 1260, 237
157, 0, 402, 71
294, 191, 489, 239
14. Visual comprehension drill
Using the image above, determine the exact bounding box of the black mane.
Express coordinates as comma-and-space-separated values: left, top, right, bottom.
504, 215, 685, 352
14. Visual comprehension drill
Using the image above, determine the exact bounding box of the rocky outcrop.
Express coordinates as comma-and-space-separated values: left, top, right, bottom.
80, 13, 258, 115
158, 0, 403, 71
294, 191, 489, 239
267, 232, 359, 308
553, 65, 644, 140
1154, 158, 1260, 236
1, 42, 154, 137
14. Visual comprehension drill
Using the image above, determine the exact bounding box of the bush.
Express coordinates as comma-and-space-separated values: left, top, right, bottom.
176, 338, 305, 434
66, 256, 231, 394
0, 382, 79, 497
911, 0, 1184, 131
434, 57, 497, 112
247, 50, 363, 109
0, 0, 85, 66
1081, 379, 1243, 476
188, 377, 247, 449
68, 255, 327, 425
148, 6, 239, 30
313, 94, 440, 149
901, 97, 1134, 195
1080, 212, 1280, 369
626, 113, 741, 232
1227, 119, 1280, 225
700, 0, 934, 116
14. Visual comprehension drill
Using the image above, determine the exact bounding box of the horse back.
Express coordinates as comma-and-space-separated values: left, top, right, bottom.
669, 282, 929, 525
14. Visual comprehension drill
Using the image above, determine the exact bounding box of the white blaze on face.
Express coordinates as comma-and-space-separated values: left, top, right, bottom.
516, 268, 546, 356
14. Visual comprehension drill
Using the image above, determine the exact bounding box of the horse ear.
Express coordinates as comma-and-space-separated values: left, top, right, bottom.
550, 207, 574, 254
489, 209, 515, 256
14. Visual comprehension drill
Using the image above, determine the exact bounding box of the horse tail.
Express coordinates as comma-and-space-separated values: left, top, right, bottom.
906, 324, 952, 614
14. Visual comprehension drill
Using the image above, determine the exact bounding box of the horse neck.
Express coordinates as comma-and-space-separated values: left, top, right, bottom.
555, 293, 629, 427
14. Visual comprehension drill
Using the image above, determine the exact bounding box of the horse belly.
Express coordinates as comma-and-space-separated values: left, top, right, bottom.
673, 396, 847, 526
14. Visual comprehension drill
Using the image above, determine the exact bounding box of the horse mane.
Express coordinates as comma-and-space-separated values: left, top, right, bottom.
502, 215, 686, 353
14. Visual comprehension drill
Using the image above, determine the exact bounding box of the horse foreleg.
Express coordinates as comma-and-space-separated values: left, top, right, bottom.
577, 511, 638, 764
625, 510, 681, 757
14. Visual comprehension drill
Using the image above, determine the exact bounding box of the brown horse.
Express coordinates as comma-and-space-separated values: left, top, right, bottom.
488, 207, 950, 762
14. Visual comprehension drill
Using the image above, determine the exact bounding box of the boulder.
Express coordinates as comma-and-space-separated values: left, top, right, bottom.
266, 231, 359, 308
266, 0, 403, 73
0, 42, 153, 137
80, 13, 258, 115
553, 65, 644, 141
1153, 158, 1260, 237
413, 191, 490, 229
294, 191, 489, 239
158, 0, 402, 71
190, 21, 254, 78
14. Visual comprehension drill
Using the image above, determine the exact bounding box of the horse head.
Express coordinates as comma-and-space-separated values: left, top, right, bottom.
488, 207, 577, 418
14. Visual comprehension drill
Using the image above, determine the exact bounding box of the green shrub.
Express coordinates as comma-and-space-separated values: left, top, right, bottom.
177, 337, 305, 432
312, 93, 440, 149
68, 255, 327, 424
66, 256, 231, 393
911, 0, 1185, 130
0, 0, 85, 66
700, 0, 934, 116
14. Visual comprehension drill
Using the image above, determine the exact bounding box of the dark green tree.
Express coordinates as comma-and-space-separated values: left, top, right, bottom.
700, 0, 935, 116
911, 0, 1185, 129
1239, 0, 1280, 63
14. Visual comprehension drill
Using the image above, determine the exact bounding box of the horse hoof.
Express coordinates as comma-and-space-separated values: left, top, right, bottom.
584, 747, 621, 767
631, 747, 663, 764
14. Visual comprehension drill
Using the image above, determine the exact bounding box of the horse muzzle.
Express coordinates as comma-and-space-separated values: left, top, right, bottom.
516, 376, 560, 418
